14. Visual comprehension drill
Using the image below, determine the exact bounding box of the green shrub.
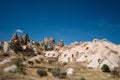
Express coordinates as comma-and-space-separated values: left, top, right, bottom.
3, 52, 9, 57
63, 62, 68, 66
51, 67, 60, 77
37, 69, 48, 77
48, 60, 53, 64
15, 66, 26, 75
15, 58, 26, 75
101, 64, 111, 72
111, 69, 119, 77
80, 77, 86, 80
59, 71, 67, 79
48, 67, 53, 72
50, 67, 67, 78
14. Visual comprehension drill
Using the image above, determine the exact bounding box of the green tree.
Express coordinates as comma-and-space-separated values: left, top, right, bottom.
101, 64, 110, 72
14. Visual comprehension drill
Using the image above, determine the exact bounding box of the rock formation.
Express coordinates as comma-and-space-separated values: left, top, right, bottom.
0, 41, 4, 50
58, 40, 64, 47
10, 33, 18, 42
9, 33, 23, 52
22, 34, 30, 45
18, 36, 24, 45
40, 37, 56, 51
1, 32, 120, 71
45, 39, 120, 70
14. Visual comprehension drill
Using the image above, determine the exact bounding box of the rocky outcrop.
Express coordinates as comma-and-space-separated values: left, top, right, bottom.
1, 32, 120, 71
0, 41, 4, 50
18, 36, 24, 45
1, 33, 57, 54
0, 56, 17, 65
40, 37, 56, 51
44, 37, 55, 43
22, 34, 30, 45
0, 41, 14, 52
45, 39, 120, 70
8, 33, 31, 52
9, 33, 23, 52
10, 33, 18, 42
58, 40, 64, 47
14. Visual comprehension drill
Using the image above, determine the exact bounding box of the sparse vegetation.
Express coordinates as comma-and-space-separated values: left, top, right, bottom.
59, 71, 67, 79
111, 68, 119, 78
1, 33, 120, 80
80, 77, 86, 80
101, 64, 110, 72
2, 52, 9, 57
51, 67, 60, 77
15, 58, 26, 75
50, 67, 67, 79
37, 69, 48, 77
48, 67, 53, 72
62, 62, 68, 66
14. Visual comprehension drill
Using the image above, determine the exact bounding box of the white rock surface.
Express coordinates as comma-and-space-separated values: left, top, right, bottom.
45, 39, 120, 70
3, 65, 17, 72
66, 68, 74, 75
0, 56, 16, 65
28, 55, 42, 61
3, 42, 9, 52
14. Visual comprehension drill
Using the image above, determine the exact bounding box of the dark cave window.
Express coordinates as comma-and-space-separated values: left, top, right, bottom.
85, 47, 89, 50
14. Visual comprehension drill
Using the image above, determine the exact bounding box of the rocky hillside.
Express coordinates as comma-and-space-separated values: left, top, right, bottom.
0, 33, 120, 70
45, 39, 120, 70
0, 33, 63, 54
0, 33, 120, 80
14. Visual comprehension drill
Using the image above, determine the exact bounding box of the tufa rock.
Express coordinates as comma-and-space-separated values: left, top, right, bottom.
43, 37, 56, 51
10, 33, 19, 44
9, 33, 23, 52
44, 37, 55, 43
18, 36, 24, 45
22, 34, 30, 45
58, 40, 64, 47
0, 41, 4, 50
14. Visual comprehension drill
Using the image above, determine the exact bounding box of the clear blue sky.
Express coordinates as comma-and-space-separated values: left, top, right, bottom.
0, 0, 120, 44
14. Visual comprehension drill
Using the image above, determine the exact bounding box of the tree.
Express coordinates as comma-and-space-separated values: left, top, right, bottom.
101, 64, 110, 72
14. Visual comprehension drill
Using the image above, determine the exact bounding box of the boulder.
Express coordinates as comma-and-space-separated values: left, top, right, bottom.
66, 68, 74, 75
3, 65, 17, 72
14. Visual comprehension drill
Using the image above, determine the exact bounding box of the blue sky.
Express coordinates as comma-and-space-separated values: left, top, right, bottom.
0, 0, 120, 44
